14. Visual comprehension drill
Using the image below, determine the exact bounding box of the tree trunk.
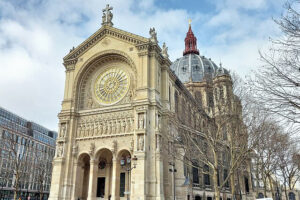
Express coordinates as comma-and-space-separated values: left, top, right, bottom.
267, 175, 275, 200
213, 168, 220, 200
230, 172, 236, 199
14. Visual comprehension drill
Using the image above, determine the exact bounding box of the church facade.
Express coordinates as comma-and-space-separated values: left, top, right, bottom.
49, 5, 253, 200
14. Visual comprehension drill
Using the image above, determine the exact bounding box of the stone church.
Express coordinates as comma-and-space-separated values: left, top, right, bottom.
49, 5, 253, 200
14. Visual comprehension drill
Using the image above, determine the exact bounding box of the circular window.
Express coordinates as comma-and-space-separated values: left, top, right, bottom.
94, 67, 130, 105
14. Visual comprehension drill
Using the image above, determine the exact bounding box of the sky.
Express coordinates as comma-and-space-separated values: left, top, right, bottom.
0, 0, 287, 131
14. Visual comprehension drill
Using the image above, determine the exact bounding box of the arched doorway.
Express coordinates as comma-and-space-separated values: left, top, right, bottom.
95, 149, 113, 199
77, 153, 90, 200
195, 195, 202, 200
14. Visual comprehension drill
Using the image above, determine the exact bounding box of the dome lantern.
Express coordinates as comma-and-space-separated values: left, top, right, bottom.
183, 21, 199, 56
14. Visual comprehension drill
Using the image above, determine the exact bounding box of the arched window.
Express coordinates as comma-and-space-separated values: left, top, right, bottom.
220, 86, 224, 100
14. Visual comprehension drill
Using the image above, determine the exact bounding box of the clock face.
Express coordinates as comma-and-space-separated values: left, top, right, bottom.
94, 67, 130, 105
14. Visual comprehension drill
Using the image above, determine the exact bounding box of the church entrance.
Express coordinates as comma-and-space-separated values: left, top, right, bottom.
96, 149, 113, 199
97, 177, 106, 198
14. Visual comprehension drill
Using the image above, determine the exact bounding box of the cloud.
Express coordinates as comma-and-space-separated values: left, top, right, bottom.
0, 0, 286, 130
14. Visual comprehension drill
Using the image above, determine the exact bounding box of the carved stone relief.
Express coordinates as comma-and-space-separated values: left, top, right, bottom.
77, 111, 134, 138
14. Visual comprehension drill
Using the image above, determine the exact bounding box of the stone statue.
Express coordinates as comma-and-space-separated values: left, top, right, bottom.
111, 120, 116, 134
149, 27, 157, 43
101, 4, 113, 26
162, 42, 169, 58
107, 121, 111, 135
138, 136, 144, 151
60, 123, 66, 138
99, 122, 103, 135
121, 120, 126, 133
116, 120, 120, 134
138, 114, 144, 129
103, 121, 107, 135
56, 142, 64, 157
102, 12, 106, 24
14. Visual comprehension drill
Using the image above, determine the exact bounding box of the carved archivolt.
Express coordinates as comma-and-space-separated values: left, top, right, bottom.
77, 111, 134, 138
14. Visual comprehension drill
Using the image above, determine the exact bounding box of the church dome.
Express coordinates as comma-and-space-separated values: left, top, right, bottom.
170, 24, 229, 83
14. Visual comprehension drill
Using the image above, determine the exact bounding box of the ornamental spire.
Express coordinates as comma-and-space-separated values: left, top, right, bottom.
183, 20, 199, 56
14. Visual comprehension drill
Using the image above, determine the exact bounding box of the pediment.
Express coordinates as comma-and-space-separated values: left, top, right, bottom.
63, 25, 149, 63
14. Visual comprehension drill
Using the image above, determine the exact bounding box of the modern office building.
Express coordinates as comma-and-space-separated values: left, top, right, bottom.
0, 106, 57, 199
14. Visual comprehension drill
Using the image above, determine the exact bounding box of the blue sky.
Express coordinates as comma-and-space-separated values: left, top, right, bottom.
0, 0, 286, 130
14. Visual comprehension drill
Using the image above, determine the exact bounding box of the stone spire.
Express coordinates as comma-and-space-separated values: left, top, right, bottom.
101, 4, 113, 26
183, 20, 199, 56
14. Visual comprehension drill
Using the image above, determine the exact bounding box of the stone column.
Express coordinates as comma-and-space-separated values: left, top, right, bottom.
111, 156, 119, 200
87, 159, 97, 200
105, 163, 111, 199
71, 161, 80, 199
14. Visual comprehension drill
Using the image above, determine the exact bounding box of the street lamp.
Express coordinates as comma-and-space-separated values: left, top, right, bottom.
120, 155, 138, 200
169, 162, 177, 200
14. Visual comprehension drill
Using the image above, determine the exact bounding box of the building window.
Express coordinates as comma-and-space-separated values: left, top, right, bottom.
120, 173, 125, 197
244, 176, 249, 193
204, 165, 210, 185
224, 169, 229, 188
175, 92, 179, 113
192, 166, 199, 184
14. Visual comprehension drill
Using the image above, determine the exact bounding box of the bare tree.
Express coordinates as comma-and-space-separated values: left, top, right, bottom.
250, 1, 300, 127
276, 135, 300, 200
1, 123, 30, 200
253, 121, 287, 198
166, 74, 266, 200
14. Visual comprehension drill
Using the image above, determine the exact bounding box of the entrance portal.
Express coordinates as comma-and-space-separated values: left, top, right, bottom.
97, 177, 106, 198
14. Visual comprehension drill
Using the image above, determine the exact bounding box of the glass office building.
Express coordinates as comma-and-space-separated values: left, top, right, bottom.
0, 106, 57, 200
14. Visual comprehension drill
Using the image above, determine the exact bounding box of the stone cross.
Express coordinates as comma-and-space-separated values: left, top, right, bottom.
102, 4, 113, 26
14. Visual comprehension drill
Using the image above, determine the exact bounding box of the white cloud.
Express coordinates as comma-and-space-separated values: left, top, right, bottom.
0, 0, 286, 130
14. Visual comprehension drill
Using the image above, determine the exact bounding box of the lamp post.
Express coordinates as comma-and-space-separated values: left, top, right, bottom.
169, 162, 177, 200
120, 155, 138, 200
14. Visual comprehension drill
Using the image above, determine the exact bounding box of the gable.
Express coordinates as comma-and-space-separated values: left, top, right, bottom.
63, 25, 149, 63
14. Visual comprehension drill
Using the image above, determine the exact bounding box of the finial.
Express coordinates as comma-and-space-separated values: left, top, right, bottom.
219, 62, 223, 68
188, 19, 192, 26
